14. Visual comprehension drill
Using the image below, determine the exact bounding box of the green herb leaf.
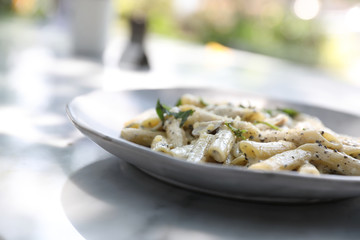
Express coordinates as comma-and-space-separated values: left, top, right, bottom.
156, 99, 166, 122
225, 122, 248, 140
175, 98, 182, 106
278, 108, 299, 118
199, 98, 208, 107
253, 120, 281, 131
156, 99, 194, 127
173, 110, 195, 127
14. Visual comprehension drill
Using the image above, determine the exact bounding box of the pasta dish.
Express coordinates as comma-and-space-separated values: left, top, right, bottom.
121, 94, 360, 176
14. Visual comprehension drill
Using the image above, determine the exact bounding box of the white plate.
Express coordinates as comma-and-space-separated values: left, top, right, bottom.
66, 88, 360, 203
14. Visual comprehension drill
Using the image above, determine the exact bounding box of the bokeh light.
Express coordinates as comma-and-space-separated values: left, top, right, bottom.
12, 0, 37, 16
293, 0, 321, 20
345, 5, 360, 32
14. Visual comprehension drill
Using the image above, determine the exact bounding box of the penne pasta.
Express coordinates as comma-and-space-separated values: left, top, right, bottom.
248, 149, 312, 171
181, 106, 225, 127
121, 128, 166, 147
297, 162, 320, 175
187, 133, 214, 163
170, 145, 193, 159
164, 117, 186, 148
151, 135, 171, 154
259, 129, 342, 149
208, 127, 235, 162
240, 140, 296, 160
121, 93, 360, 176
299, 143, 360, 176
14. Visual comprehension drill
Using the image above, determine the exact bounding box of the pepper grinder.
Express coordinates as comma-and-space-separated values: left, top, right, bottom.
119, 16, 150, 70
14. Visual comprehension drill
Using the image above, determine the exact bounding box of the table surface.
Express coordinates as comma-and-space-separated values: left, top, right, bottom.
1, 19, 360, 240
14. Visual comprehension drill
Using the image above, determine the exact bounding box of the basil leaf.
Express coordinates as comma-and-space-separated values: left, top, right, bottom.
175, 98, 182, 106
156, 99, 194, 127
156, 99, 168, 122
173, 110, 194, 127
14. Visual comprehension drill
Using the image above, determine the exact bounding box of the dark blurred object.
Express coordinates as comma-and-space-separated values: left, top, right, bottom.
119, 16, 150, 71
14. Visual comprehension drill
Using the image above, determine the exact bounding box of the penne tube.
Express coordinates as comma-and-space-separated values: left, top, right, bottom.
206, 105, 265, 122
164, 117, 186, 148
260, 129, 342, 150
231, 120, 261, 140
141, 117, 162, 130
208, 127, 235, 162
342, 145, 360, 157
224, 153, 234, 165
297, 162, 320, 175
170, 145, 193, 159
240, 140, 296, 160
181, 107, 224, 127
230, 155, 248, 166
187, 133, 214, 163
124, 109, 158, 129
180, 94, 207, 107
192, 120, 223, 136
121, 128, 166, 147
241, 109, 266, 122
231, 142, 242, 158
248, 149, 312, 171
299, 143, 360, 176
151, 135, 171, 154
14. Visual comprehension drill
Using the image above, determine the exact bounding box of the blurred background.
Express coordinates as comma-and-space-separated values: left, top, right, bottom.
1, 3, 360, 239
0, 0, 360, 84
